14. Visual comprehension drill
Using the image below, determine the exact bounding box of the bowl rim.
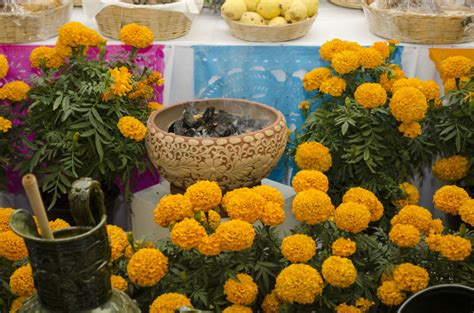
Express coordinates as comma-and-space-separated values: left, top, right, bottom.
148, 98, 285, 140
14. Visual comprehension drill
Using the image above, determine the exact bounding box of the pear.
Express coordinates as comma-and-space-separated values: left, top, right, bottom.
280, 0, 293, 14
243, 0, 260, 11
221, 0, 248, 20
256, 0, 281, 19
300, 0, 318, 17
240, 12, 266, 25
284, 0, 307, 22
268, 16, 288, 25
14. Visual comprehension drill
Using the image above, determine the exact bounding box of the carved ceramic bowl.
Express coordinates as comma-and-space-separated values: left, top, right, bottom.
146, 99, 288, 191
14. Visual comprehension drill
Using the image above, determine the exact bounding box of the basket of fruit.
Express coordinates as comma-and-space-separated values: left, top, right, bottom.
221, 0, 318, 42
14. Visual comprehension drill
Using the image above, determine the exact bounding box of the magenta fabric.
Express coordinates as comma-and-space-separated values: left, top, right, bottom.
1, 44, 164, 193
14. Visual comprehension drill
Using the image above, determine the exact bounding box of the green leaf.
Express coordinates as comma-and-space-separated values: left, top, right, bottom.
53, 95, 63, 111
95, 135, 104, 161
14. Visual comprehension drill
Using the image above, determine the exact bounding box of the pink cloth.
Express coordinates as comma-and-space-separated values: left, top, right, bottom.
1, 44, 164, 193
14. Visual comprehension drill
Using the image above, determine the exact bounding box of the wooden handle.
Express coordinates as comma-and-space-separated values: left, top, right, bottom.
22, 174, 54, 240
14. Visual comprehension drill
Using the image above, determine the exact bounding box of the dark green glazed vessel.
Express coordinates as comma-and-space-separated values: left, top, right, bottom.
10, 178, 140, 313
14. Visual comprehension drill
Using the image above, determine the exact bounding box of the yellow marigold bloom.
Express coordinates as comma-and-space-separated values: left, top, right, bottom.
425, 234, 443, 252
393, 263, 429, 293
148, 101, 163, 111
433, 185, 469, 215
432, 155, 469, 182
399, 121, 422, 139
107, 225, 129, 261
111, 275, 128, 292
58, 22, 106, 48
292, 170, 329, 193
355, 297, 375, 312
441, 56, 472, 79
428, 218, 444, 235
124, 244, 134, 259
127, 248, 168, 287
128, 81, 155, 100
390, 87, 428, 123
358, 48, 384, 69
372, 41, 390, 59
292, 189, 334, 225
393, 182, 420, 209
146, 71, 164, 86
224, 273, 258, 305
9, 296, 28, 313
389, 224, 420, 248
419, 80, 440, 101
253, 185, 284, 209
262, 291, 281, 313
185, 180, 222, 212
54, 39, 73, 58
299, 100, 310, 110
336, 304, 362, 313
0, 207, 14, 232
443, 76, 469, 93
459, 199, 474, 227
109, 67, 132, 97
439, 235, 471, 261
120, 24, 154, 49
332, 237, 356, 257
322, 256, 357, 288
149, 293, 192, 313
30, 46, 64, 69
391, 205, 433, 234
0, 54, 8, 79
0, 116, 12, 133
10, 264, 35, 297
0, 231, 28, 261
320, 39, 361, 62
388, 39, 400, 45
154, 194, 194, 227
197, 233, 221, 256
260, 201, 286, 226
117, 116, 147, 141
281, 234, 316, 263
343, 187, 384, 222
354, 83, 387, 109
295, 141, 332, 172
331, 51, 360, 74
320, 76, 347, 97
380, 64, 406, 92
216, 220, 255, 251
377, 281, 406, 306
207, 210, 221, 229
392, 78, 424, 93
334, 202, 371, 233
48, 218, 70, 232
223, 305, 252, 313
275, 264, 323, 304
0, 81, 30, 102
222, 188, 265, 223
303, 68, 331, 91
171, 218, 207, 250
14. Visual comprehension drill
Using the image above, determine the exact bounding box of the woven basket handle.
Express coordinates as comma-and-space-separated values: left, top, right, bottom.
68, 178, 106, 227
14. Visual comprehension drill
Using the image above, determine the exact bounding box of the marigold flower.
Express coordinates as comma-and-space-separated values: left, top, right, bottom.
320, 77, 347, 97
111, 275, 128, 292
197, 233, 221, 256
428, 218, 444, 235
320, 39, 361, 62
292, 170, 329, 193
55, 39, 73, 58
372, 41, 390, 59
393, 182, 419, 209
459, 199, 474, 227
380, 64, 406, 92
222, 188, 265, 223
433, 185, 469, 215
332, 237, 356, 257
322, 256, 357, 288
30, 46, 64, 69
354, 83, 387, 109
124, 244, 134, 259
389, 87, 428, 123
171, 218, 207, 250
334, 202, 371, 233
419, 80, 440, 100
0, 81, 30, 102
0, 231, 28, 261
117, 116, 147, 141
9, 296, 28, 313
184, 180, 222, 212
355, 297, 375, 312
303, 68, 331, 91
107, 225, 129, 261
299, 100, 310, 110
425, 234, 443, 252
224, 273, 258, 305
108, 66, 132, 97
392, 78, 424, 93
216, 220, 255, 251
281, 234, 316, 263
331, 51, 360, 74
0, 116, 12, 133
127, 248, 168, 287
432, 156, 469, 182
260, 201, 286, 226
0, 207, 14, 232
358, 48, 384, 69
0, 54, 8, 79
336, 304, 362, 313
148, 101, 163, 111
399, 121, 422, 139
389, 224, 420, 248
58, 22, 106, 48
443, 76, 469, 93
262, 291, 281, 313
441, 56, 472, 79
393, 263, 429, 293
377, 281, 406, 306
119, 24, 154, 49
10, 264, 35, 297
391, 205, 433, 234
253, 185, 284, 209
149, 293, 192, 313
439, 235, 471, 261
128, 81, 155, 100
343, 187, 384, 222
146, 71, 164, 86
154, 194, 194, 227
207, 210, 221, 229
223, 305, 252, 313
295, 141, 332, 172
292, 189, 334, 225
275, 264, 323, 304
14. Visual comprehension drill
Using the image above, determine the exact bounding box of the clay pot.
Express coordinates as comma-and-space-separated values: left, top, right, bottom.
146, 99, 288, 191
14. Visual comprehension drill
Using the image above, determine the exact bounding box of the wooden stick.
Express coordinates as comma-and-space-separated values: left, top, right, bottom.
22, 174, 54, 240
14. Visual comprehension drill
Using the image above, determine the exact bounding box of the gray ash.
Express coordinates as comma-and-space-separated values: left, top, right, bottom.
170, 106, 270, 138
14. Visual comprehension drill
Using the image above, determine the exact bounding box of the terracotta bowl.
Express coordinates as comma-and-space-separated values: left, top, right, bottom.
146, 98, 288, 191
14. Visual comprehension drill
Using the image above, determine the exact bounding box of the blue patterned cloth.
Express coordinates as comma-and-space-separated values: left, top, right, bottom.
193, 45, 404, 184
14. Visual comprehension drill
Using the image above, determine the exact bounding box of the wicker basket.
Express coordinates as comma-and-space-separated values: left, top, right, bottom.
74, 0, 82, 6
329, 0, 362, 9
96, 5, 192, 40
362, 0, 474, 44
223, 15, 317, 42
